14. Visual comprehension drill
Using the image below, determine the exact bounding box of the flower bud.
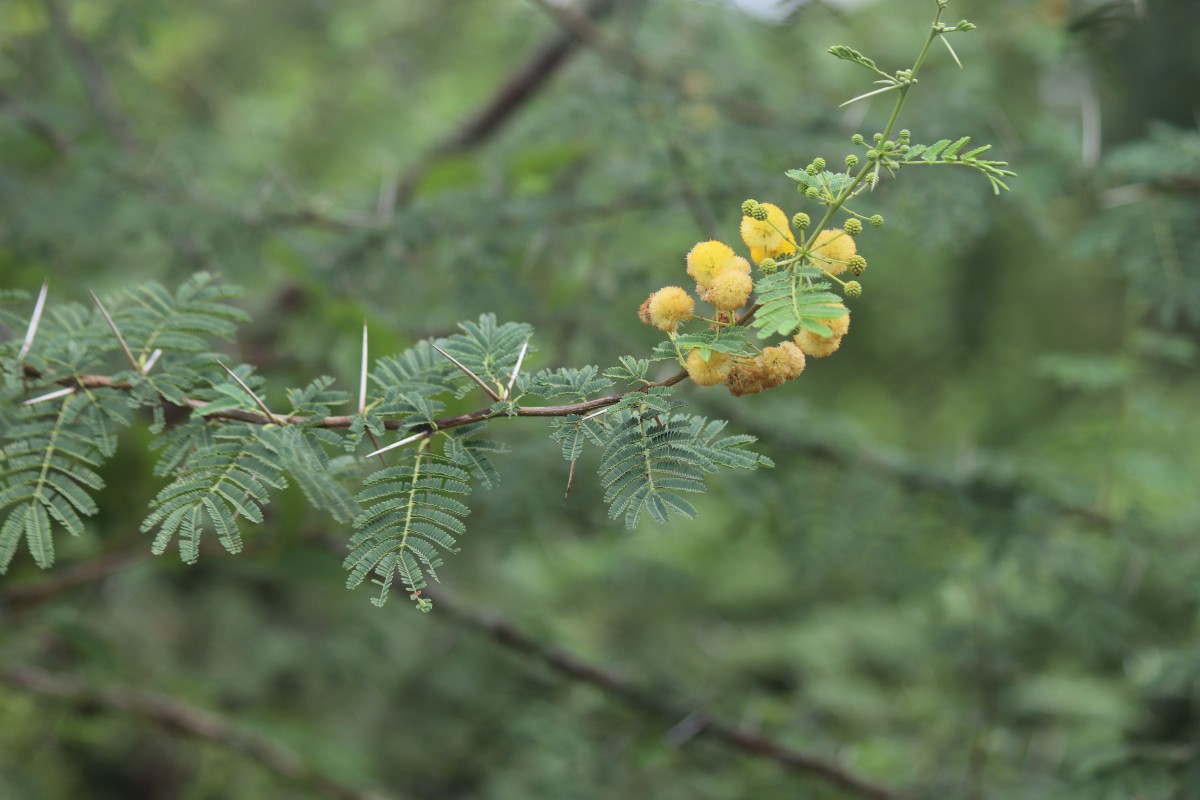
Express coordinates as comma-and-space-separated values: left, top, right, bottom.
843, 218, 863, 236
844, 280, 863, 298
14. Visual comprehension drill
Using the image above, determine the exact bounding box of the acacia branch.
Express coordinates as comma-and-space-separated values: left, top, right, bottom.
428, 589, 905, 800
0, 84, 73, 154
391, 0, 619, 207
44, 0, 142, 156
0, 666, 391, 800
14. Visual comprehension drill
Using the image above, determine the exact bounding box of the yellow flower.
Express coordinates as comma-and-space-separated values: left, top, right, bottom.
741, 202, 795, 252
686, 349, 732, 386
809, 229, 857, 276
760, 341, 806, 382
639, 286, 695, 332
794, 304, 850, 358
706, 270, 753, 311
686, 241, 737, 288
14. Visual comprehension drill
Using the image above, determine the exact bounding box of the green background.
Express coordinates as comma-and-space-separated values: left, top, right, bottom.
2, 0, 1199, 797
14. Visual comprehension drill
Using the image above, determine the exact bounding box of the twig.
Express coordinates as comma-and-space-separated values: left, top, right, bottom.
429, 590, 905, 800
0, 549, 140, 608
0, 85, 72, 154
44, 0, 142, 156
0, 666, 390, 800
391, 0, 619, 207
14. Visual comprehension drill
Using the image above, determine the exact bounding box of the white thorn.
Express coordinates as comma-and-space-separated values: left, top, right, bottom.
17, 281, 49, 361
364, 431, 427, 459
23, 386, 76, 405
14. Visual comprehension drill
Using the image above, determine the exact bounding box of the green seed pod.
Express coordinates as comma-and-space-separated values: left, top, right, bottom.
847, 254, 867, 275
792, 212, 811, 230
844, 280, 863, 298
869, 214, 884, 228
843, 218, 863, 236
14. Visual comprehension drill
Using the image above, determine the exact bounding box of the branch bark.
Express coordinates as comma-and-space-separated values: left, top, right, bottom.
391, 0, 619, 207
429, 589, 907, 800
44, 0, 142, 156
0, 666, 391, 800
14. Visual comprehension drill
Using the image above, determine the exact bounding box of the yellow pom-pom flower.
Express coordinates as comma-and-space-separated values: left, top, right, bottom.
809, 229, 857, 275
760, 341, 806, 383
741, 202, 795, 252
686, 241, 737, 288
641, 286, 695, 332
793, 305, 850, 358
686, 349, 732, 386
706, 270, 753, 311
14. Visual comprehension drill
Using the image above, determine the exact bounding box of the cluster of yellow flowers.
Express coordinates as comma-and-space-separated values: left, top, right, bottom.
638, 201, 858, 397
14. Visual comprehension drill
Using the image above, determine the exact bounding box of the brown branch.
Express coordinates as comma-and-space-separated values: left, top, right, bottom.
392, 0, 619, 207
44, 0, 142, 156
0, 549, 140, 609
23, 367, 688, 434
429, 589, 906, 800
0, 84, 73, 154
1, 666, 390, 800
527, 0, 778, 127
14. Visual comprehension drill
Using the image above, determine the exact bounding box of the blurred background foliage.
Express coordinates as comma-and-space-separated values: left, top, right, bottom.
2, 0, 1199, 797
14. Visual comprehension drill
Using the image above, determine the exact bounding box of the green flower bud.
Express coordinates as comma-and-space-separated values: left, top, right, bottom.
741, 199, 760, 217
866, 173, 879, 186
843, 218, 863, 236
898, 129, 911, 143
812, 157, 826, 171
805, 187, 820, 199
750, 204, 769, 221
884, 140, 896, 151
758, 257, 779, 274
845, 154, 859, 168
866, 149, 880, 160
955, 19, 976, 31
899, 144, 910, 154
869, 214, 884, 228
873, 133, 884, 144
844, 280, 863, 298
852, 133, 865, 146
847, 254, 867, 275
805, 163, 820, 176
792, 212, 811, 230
